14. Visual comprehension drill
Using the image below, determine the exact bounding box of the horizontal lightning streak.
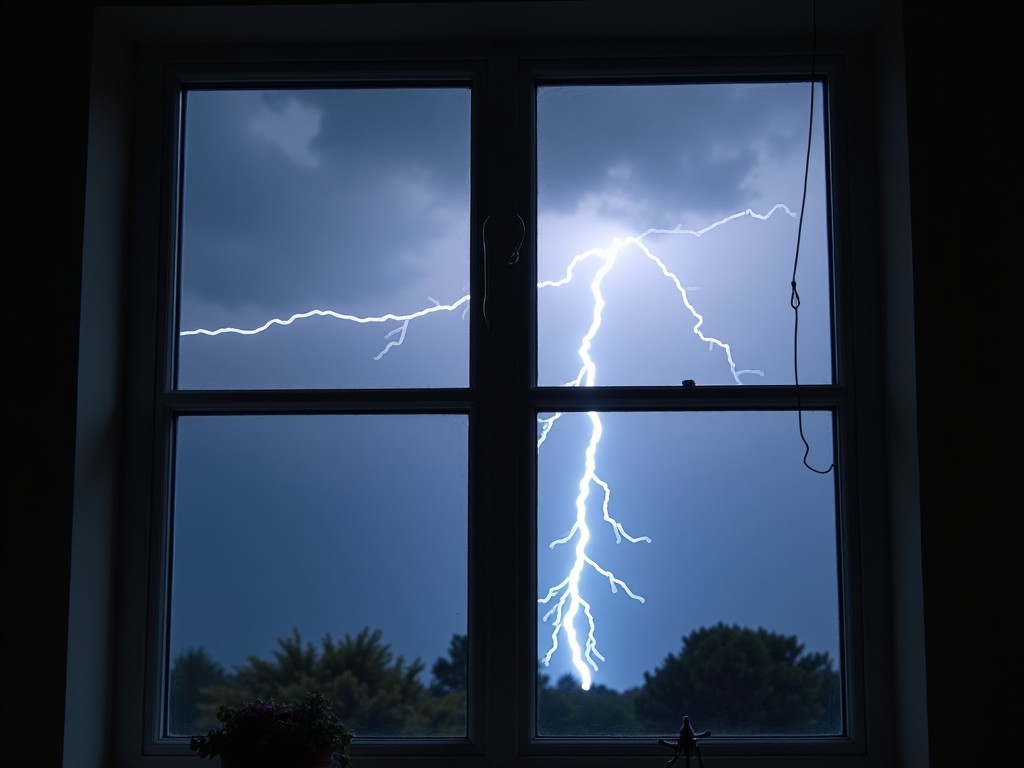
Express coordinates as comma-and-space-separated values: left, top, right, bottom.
180, 295, 471, 358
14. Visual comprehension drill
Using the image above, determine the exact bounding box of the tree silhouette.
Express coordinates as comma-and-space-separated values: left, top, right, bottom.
173, 625, 839, 739
417, 633, 468, 736
429, 634, 467, 696
174, 628, 474, 738
193, 627, 431, 736
538, 673, 640, 736
634, 623, 840, 735
168, 647, 227, 735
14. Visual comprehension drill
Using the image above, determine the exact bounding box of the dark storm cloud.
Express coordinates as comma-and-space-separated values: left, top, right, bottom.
181, 83, 810, 325
537, 81, 814, 223
181, 88, 470, 322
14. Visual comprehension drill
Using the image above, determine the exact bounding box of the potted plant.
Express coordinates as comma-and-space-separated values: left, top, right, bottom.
190, 692, 354, 768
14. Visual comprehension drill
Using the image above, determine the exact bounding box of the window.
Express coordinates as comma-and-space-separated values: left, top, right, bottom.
111, 9, 895, 767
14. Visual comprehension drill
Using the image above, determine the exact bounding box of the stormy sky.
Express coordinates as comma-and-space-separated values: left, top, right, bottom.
169, 81, 838, 702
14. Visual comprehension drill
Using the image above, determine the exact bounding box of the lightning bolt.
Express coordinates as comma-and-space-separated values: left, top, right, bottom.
180, 204, 797, 691
535, 204, 796, 690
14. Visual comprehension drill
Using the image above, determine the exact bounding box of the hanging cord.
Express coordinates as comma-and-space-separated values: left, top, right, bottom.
481, 212, 525, 330
791, 0, 833, 475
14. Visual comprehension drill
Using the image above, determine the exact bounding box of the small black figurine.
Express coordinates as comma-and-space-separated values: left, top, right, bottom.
657, 716, 711, 768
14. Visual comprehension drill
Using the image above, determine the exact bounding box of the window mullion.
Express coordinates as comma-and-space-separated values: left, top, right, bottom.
470, 49, 534, 764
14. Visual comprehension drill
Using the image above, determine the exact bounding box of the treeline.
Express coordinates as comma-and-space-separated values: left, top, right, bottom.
170, 623, 839, 738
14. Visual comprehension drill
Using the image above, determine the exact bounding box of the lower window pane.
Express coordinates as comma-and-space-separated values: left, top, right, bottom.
536, 410, 841, 736
167, 414, 468, 738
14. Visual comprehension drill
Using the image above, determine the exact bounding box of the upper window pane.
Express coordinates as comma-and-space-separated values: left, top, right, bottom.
537, 82, 831, 387
176, 87, 471, 390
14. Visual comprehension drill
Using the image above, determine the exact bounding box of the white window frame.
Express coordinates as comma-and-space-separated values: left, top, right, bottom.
73, 5, 913, 768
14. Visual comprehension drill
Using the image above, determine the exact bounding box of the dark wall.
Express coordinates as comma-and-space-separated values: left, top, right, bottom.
902, 3, 1020, 765
2, 2, 1019, 767
2, 3, 92, 767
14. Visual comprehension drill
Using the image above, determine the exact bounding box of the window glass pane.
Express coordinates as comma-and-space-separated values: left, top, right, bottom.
537, 83, 831, 387
167, 414, 468, 738
536, 410, 840, 736
176, 88, 471, 389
